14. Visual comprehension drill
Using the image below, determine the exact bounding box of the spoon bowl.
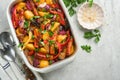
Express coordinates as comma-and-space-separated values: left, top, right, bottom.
3, 46, 16, 62
0, 32, 15, 48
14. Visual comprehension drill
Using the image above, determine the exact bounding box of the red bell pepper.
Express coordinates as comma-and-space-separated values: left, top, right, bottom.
12, 6, 19, 28
34, 39, 39, 48
52, 42, 62, 60
28, 50, 34, 56
60, 30, 70, 46
49, 10, 66, 26
29, 0, 39, 16
67, 38, 73, 56
34, 53, 47, 60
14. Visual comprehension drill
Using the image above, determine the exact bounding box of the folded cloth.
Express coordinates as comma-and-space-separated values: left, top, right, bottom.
0, 65, 11, 80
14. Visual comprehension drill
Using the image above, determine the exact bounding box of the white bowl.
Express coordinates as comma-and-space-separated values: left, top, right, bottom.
77, 2, 104, 30
7, 0, 78, 73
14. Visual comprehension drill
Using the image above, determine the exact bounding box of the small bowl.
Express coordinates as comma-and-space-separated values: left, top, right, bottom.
77, 2, 104, 30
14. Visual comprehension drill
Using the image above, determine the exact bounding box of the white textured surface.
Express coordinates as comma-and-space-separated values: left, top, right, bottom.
0, 0, 120, 80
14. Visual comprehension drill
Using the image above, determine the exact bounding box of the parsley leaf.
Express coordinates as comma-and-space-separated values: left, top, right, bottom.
18, 43, 24, 48
48, 31, 54, 37
68, 7, 76, 16
39, 40, 45, 46
88, 0, 93, 7
63, 0, 70, 7
24, 21, 29, 29
34, 48, 39, 52
44, 14, 54, 19
84, 29, 101, 43
84, 31, 95, 39
49, 40, 55, 45
81, 45, 91, 53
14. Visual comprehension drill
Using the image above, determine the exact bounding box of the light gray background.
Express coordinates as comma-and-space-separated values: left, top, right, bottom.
0, 0, 120, 80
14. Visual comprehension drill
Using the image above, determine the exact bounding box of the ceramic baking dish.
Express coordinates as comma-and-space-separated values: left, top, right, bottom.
7, 0, 78, 73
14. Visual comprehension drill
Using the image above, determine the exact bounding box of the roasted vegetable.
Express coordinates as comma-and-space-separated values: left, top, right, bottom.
12, 0, 75, 68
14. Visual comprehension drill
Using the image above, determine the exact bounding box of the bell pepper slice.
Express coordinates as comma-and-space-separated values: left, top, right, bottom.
67, 38, 73, 56
28, 50, 34, 56
49, 10, 66, 26
12, 6, 19, 28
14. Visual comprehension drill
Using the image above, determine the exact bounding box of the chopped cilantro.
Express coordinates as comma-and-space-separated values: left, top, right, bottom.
46, 54, 50, 58
84, 29, 101, 43
68, 7, 76, 16
32, 35, 35, 39
24, 21, 29, 28
18, 43, 24, 48
44, 14, 54, 19
49, 40, 55, 45
41, 30, 47, 34
48, 31, 54, 37
34, 48, 39, 52
49, 60, 53, 65
81, 45, 91, 53
39, 40, 45, 46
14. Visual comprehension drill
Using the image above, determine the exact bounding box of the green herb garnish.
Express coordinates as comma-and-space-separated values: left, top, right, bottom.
81, 45, 91, 53
84, 29, 101, 43
36, 0, 40, 2
44, 14, 54, 19
63, 0, 87, 16
39, 40, 45, 46
41, 30, 47, 34
49, 60, 53, 65
24, 21, 29, 28
32, 35, 35, 39
34, 48, 39, 52
46, 54, 50, 58
63, 0, 94, 16
63, 0, 70, 7
48, 31, 54, 36
49, 40, 55, 45
88, 0, 93, 7
84, 31, 95, 39
68, 7, 76, 16
18, 43, 24, 48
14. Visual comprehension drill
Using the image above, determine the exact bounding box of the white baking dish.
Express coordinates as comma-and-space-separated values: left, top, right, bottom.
7, 0, 78, 73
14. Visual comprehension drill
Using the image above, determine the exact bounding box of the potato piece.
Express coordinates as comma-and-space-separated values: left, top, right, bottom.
59, 49, 66, 59
57, 35, 67, 43
26, 44, 35, 50
43, 19, 50, 25
50, 44, 55, 55
24, 10, 34, 20
70, 45, 74, 55
39, 60, 49, 68
16, 2, 26, 11
23, 36, 34, 43
39, 47, 48, 54
36, 0, 45, 4
43, 31, 49, 40
46, 0, 53, 4
38, 11, 49, 17
51, 22, 60, 32
59, 52, 66, 60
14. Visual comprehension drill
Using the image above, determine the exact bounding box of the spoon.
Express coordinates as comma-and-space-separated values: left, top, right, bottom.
0, 48, 19, 80
2, 45, 16, 62
0, 32, 15, 48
